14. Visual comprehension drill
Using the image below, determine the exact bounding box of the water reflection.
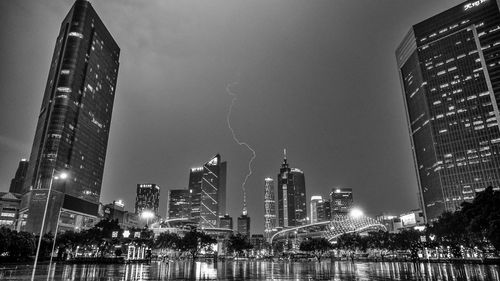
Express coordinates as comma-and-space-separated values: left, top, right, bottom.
0, 260, 498, 280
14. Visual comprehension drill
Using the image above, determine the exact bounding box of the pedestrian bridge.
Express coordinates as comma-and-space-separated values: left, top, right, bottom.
270, 214, 386, 244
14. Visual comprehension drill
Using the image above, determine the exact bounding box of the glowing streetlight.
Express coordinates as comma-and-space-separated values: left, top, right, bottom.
54, 172, 68, 180
349, 208, 364, 218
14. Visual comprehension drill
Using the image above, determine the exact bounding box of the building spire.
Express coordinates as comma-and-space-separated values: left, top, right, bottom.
284, 148, 287, 160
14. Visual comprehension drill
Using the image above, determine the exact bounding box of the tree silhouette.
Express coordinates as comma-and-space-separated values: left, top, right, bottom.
299, 238, 333, 262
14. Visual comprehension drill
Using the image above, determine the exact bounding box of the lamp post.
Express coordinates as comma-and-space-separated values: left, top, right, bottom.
31, 171, 67, 281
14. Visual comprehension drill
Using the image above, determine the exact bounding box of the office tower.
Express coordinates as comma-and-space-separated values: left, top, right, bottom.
264, 177, 277, 240
9, 159, 29, 194
135, 184, 160, 216
188, 154, 227, 228
19, 0, 120, 234
291, 168, 307, 225
323, 199, 332, 221
277, 150, 307, 227
396, 0, 500, 222
188, 167, 203, 222
237, 213, 251, 237
219, 214, 233, 230
167, 189, 191, 219
310, 195, 324, 223
330, 188, 353, 217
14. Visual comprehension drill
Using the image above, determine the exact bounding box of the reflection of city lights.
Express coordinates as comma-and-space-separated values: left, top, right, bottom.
349, 208, 363, 218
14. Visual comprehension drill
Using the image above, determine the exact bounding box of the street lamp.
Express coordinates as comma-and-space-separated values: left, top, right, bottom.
141, 210, 155, 227
31, 171, 68, 281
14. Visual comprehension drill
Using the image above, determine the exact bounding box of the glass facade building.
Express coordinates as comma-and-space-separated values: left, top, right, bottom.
9, 159, 29, 194
237, 213, 251, 237
20, 0, 119, 234
135, 184, 160, 217
219, 214, 233, 230
397, 0, 500, 222
330, 188, 353, 218
277, 153, 307, 227
167, 189, 191, 219
188, 154, 227, 228
264, 177, 277, 240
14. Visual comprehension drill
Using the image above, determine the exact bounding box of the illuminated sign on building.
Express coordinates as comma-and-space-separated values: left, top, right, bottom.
464, 0, 488, 11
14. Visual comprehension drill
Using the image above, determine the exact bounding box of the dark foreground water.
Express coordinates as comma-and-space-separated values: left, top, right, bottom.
0, 260, 499, 280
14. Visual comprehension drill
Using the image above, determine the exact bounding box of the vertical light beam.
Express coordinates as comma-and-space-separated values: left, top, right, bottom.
226, 81, 256, 216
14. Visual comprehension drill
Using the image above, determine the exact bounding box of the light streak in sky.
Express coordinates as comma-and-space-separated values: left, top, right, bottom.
225, 81, 256, 216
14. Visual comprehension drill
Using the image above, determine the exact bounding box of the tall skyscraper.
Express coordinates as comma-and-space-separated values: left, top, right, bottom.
237, 213, 251, 237
277, 150, 307, 227
264, 177, 277, 240
396, 0, 500, 222
188, 167, 203, 223
291, 168, 307, 225
188, 154, 227, 228
135, 184, 160, 217
330, 188, 353, 218
19, 0, 120, 234
9, 159, 29, 194
310, 195, 324, 223
167, 189, 191, 219
323, 199, 332, 221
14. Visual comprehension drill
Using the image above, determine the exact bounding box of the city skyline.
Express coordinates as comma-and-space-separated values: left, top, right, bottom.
0, 0, 464, 234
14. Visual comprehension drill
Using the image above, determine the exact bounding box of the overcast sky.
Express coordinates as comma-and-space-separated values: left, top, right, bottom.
0, 0, 461, 233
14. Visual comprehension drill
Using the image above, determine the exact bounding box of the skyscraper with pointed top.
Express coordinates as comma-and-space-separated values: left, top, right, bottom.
19, 0, 120, 234
277, 150, 307, 227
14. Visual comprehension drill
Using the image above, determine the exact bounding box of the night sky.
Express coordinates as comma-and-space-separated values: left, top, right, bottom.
0, 0, 461, 233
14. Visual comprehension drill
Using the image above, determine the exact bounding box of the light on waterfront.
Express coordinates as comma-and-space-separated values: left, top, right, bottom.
349, 208, 363, 218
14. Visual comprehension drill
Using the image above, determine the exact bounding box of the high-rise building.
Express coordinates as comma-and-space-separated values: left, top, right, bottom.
19, 0, 120, 234
219, 214, 233, 230
167, 189, 191, 219
135, 184, 160, 217
396, 0, 500, 222
9, 159, 29, 194
310, 195, 324, 223
237, 213, 251, 237
291, 168, 307, 225
188, 167, 203, 222
330, 188, 353, 218
264, 177, 277, 240
323, 199, 332, 221
188, 154, 227, 228
277, 151, 307, 227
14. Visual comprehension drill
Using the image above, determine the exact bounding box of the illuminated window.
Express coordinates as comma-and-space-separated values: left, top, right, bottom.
57, 87, 71, 93
68, 32, 83, 39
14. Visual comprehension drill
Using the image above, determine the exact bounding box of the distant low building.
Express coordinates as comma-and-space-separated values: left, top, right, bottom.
102, 200, 140, 229
399, 210, 425, 229
0, 192, 21, 230
250, 234, 266, 252
220, 214, 233, 230
237, 213, 251, 237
